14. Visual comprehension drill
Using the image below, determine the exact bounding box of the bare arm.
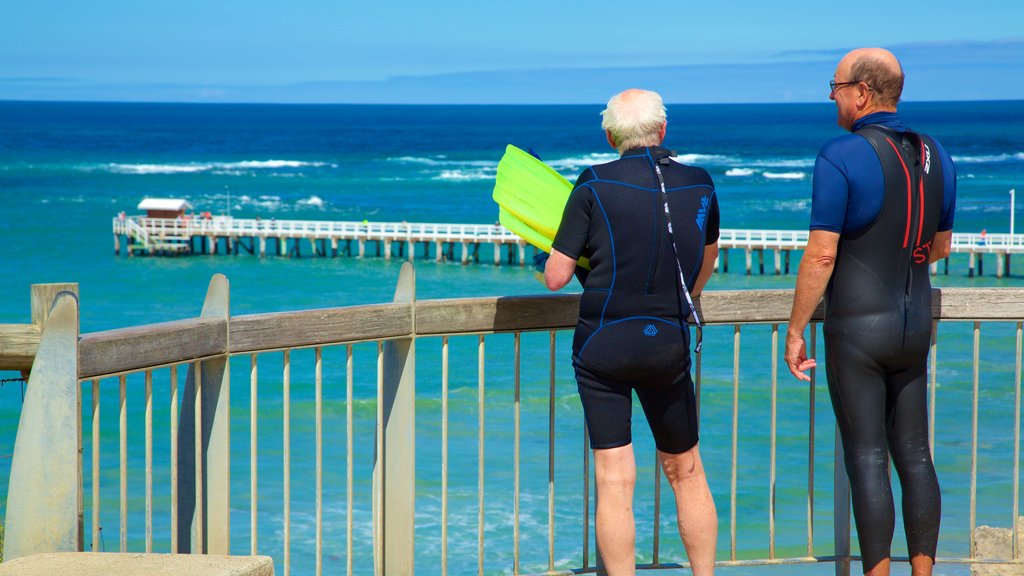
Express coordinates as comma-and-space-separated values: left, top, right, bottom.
544, 249, 577, 291
785, 230, 840, 381
930, 229, 952, 263
691, 242, 718, 298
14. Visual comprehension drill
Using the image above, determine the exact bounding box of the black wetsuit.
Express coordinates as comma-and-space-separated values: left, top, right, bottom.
821, 124, 951, 571
552, 146, 719, 454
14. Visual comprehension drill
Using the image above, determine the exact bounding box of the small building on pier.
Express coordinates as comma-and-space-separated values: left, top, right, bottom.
137, 198, 192, 219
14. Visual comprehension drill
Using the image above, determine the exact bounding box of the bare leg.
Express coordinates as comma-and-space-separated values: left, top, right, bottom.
594, 444, 637, 576
659, 443, 717, 576
910, 554, 932, 576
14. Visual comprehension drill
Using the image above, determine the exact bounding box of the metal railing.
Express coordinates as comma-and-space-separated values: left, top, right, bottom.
3, 267, 1024, 575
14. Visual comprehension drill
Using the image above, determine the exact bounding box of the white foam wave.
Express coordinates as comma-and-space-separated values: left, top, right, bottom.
675, 153, 739, 165
763, 171, 807, 180
952, 152, 1024, 163
546, 153, 619, 171
99, 159, 326, 175
751, 158, 816, 168
389, 155, 496, 168
297, 195, 324, 208
107, 163, 208, 174
433, 168, 496, 182
725, 168, 755, 177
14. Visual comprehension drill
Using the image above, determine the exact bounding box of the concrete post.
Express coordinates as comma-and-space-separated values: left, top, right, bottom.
774, 249, 781, 275
4, 285, 82, 560
384, 240, 392, 260
461, 242, 469, 264
493, 243, 501, 266
331, 238, 338, 258
374, 263, 416, 575
177, 274, 231, 554
998, 253, 1005, 278
745, 249, 752, 276
969, 252, 976, 277
259, 237, 266, 258
359, 239, 366, 258
518, 243, 526, 266
435, 241, 443, 262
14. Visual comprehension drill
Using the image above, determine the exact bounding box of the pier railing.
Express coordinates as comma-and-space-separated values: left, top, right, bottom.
2, 268, 1024, 575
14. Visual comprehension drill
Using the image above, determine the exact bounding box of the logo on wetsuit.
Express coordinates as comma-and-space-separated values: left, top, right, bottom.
642, 324, 659, 336
923, 143, 931, 174
696, 196, 709, 231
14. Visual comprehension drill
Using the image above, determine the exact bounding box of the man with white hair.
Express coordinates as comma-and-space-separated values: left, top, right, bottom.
545, 88, 720, 575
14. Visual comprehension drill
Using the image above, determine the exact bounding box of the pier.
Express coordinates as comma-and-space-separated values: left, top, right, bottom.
115, 215, 1024, 276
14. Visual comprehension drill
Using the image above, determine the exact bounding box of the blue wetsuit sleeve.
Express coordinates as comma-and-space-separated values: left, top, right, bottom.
552, 178, 593, 260
705, 191, 720, 245
934, 140, 957, 231
810, 153, 849, 233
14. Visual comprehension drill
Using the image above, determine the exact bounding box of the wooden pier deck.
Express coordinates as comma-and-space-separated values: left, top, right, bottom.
112, 216, 1024, 276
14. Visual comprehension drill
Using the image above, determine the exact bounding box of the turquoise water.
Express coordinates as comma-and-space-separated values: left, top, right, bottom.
2, 101, 1023, 574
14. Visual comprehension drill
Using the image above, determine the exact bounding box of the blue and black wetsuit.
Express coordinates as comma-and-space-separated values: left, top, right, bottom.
552, 145, 719, 454
812, 113, 956, 571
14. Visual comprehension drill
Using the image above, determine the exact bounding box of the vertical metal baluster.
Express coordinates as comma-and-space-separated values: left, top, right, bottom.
375, 343, 384, 576
770, 324, 778, 560
1014, 322, 1022, 561
315, 347, 323, 576
930, 320, 938, 459
654, 450, 661, 565
695, 347, 702, 423
250, 354, 258, 555
195, 362, 204, 551
120, 374, 127, 552
478, 335, 486, 576
92, 378, 100, 551
346, 345, 354, 576
583, 428, 591, 570
514, 332, 521, 575
171, 366, 179, 553
808, 324, 816, 556
442, 337, 450, 576
970, 322, 980, 558
145, 370, 153, 552
548, 331, 556, 573
283, 350, 291, 576
731, 325, 740, 560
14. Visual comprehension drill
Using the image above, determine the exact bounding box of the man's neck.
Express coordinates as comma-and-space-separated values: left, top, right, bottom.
854, 105, 897, 124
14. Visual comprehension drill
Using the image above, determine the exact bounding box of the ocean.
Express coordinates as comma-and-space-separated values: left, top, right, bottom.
1, 100, 1023, 574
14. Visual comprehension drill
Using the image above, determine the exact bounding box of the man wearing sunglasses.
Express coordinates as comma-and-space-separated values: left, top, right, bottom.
785, 48, 956, 576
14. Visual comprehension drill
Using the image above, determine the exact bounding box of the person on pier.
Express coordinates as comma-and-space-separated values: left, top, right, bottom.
544, 88, 720, 575
785, 48, 957, 576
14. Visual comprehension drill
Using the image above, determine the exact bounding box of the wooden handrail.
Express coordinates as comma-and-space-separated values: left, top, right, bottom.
5, 287, 1024, 377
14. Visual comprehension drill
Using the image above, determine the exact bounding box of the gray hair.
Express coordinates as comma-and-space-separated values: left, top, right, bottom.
600, 89, 667, 153
851, 56, 904, 107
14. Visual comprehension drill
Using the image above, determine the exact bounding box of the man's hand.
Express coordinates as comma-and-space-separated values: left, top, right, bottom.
785, 328, 817, 382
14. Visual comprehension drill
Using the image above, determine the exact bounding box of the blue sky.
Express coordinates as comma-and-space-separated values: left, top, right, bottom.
1, 0, 1022, 103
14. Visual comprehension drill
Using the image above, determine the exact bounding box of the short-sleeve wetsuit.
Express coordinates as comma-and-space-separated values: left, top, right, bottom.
811, 112, 956, 571
552, 145, 719, 454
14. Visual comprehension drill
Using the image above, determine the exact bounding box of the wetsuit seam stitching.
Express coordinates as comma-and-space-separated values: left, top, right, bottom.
591, 189, 615, 330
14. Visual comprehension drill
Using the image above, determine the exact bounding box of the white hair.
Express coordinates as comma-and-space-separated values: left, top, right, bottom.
600, 89, 667, 153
